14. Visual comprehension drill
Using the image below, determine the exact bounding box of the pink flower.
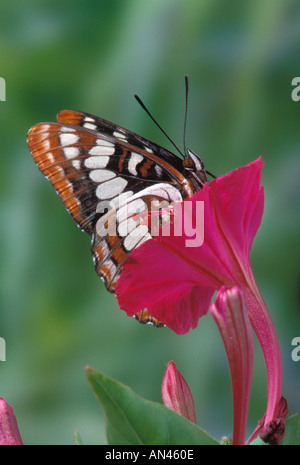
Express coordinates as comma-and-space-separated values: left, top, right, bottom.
116, 158, 284, 434
116, 158, 264, 334
0, 398, 23, 445
210, 286, 254, 445
161, 361, 196, 424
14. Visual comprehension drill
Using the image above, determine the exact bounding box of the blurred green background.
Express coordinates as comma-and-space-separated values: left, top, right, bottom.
0, 0, 299, 445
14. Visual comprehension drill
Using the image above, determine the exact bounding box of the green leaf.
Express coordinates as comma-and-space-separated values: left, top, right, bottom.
86, 367, 219, 446
281, 414, 300, 445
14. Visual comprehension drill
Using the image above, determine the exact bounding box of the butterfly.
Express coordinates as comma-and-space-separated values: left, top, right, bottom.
27, 102, 208, 328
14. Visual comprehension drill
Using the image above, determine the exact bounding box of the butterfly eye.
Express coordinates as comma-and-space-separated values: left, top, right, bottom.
182, 158, 196, 171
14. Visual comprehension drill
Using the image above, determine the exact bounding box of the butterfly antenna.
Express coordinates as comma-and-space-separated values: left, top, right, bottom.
206, 170, 217, 179
183, 75, 189, 158
183, 76, 216, 178
134, 94, 185, 157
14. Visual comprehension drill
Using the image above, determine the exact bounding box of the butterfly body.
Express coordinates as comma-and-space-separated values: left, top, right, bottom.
27, 109, 207, 327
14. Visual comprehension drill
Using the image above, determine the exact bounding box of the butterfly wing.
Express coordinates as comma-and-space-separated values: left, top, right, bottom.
27, 110, 192, 327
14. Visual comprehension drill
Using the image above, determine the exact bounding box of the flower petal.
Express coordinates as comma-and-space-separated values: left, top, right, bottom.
116, 238, 214, 334
149, 285, 213, 335
207, 157, 264, 256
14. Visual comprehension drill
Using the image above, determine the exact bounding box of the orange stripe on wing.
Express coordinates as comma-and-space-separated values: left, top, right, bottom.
56, 110, 84, 126
27, 123, 85, 230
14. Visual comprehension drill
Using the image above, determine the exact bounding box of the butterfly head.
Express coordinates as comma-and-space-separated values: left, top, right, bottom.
183, 149, 208, 188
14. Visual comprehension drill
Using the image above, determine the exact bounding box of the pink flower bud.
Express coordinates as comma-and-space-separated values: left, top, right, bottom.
162, 361, 196, 424
0, 398, 23, 445
210, 286, 254, 445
